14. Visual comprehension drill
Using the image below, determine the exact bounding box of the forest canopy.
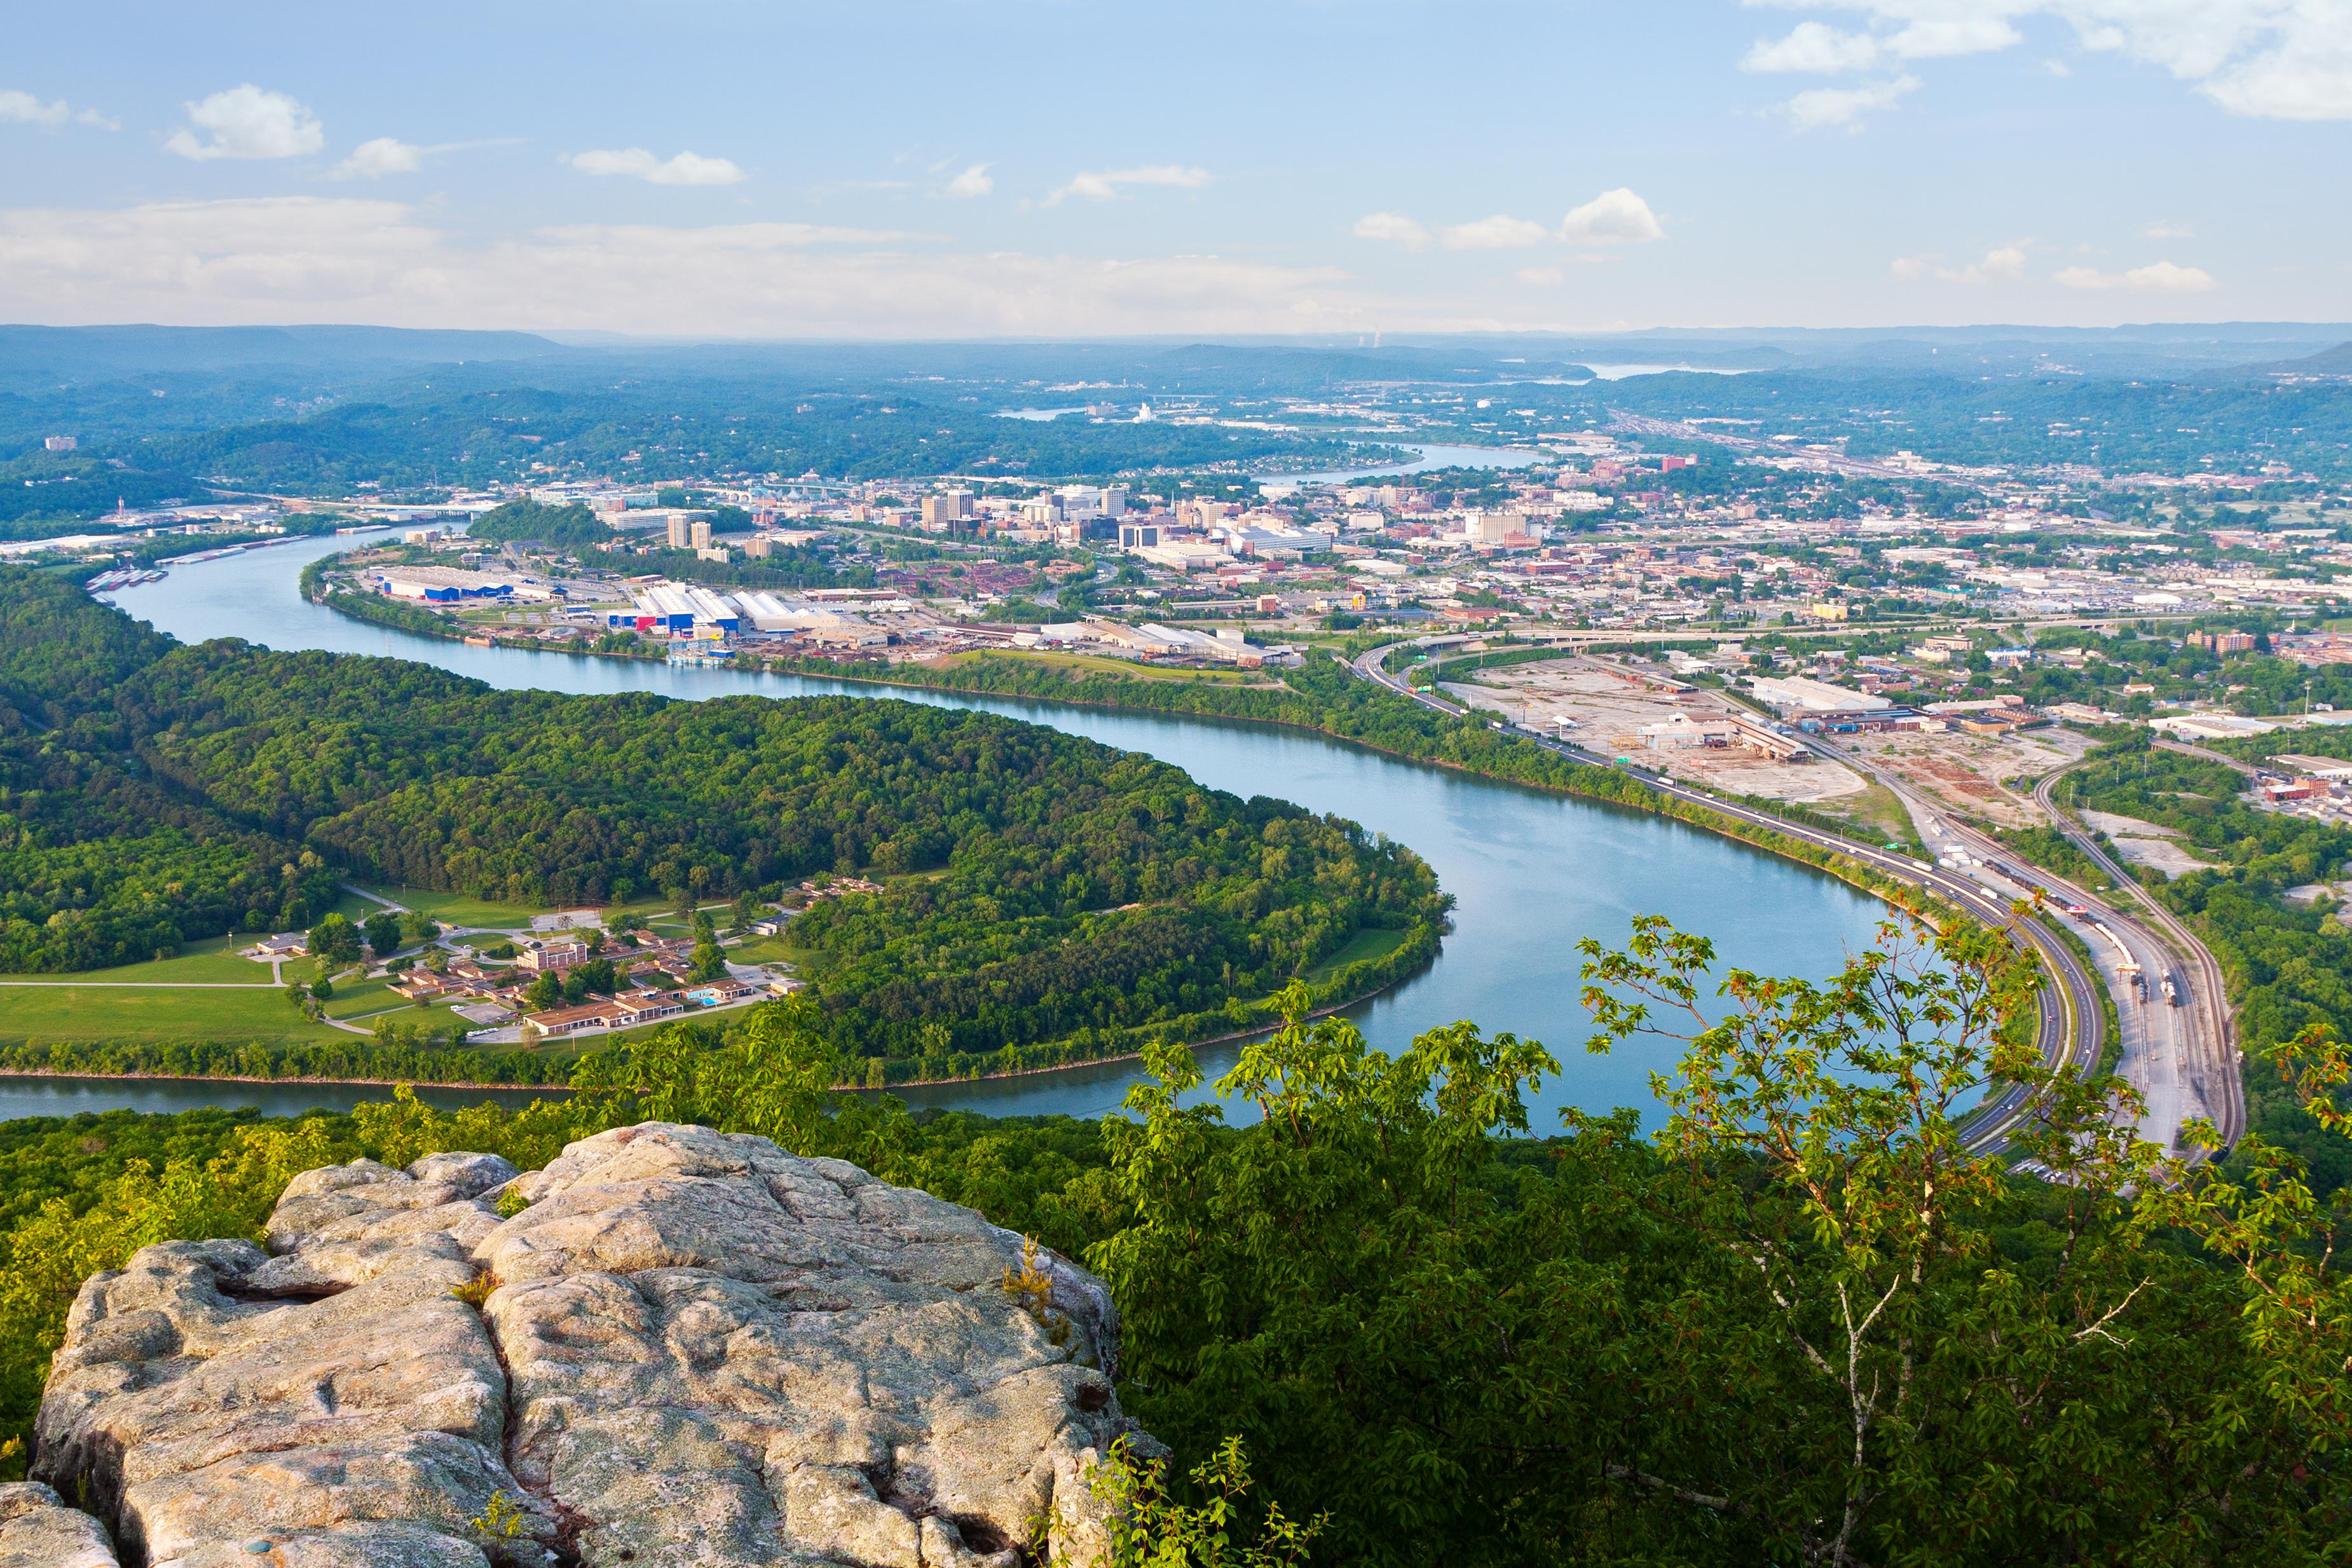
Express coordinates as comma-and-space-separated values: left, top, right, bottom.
0, 568, 1440, 1061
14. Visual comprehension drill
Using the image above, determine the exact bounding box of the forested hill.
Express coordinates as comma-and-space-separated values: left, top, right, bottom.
0, 568, 1442, 1061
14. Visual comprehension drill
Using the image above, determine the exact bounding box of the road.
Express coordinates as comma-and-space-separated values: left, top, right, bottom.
2028, 767, 2244, 1147
1346, 641, 2101, 1154
1810, 738, 2229, 1153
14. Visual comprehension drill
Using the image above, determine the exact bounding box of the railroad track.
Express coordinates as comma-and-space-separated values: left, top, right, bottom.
1345, 643, 2098, 1153
2030, 767, 2244, 1147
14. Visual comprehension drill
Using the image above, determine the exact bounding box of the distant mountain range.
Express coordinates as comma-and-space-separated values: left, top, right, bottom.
5, 320, 2351, 395
0, 324, 567, 386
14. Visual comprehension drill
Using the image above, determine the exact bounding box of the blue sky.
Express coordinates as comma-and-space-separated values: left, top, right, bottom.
3, 1, 2346, 336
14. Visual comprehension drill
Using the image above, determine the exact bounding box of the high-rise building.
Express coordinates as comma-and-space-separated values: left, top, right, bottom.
666, 515, 693, 550
1118, 522, 1161, 550
690, 518, 714, 551
43, 435, 76, 452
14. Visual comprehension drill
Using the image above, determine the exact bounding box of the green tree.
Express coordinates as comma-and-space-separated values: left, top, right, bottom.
364, 911, 403, 959
306, 913, 360, 967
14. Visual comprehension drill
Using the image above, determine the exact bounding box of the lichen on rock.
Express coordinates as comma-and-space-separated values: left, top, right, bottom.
32, 1123, 1158, 1567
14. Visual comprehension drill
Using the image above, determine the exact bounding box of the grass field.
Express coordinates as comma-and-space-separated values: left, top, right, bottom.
727, 934, 817, 966
352, 887, 573, 928
0, 984, 355, 1047
1807, 781, 1927, 857
2, 934, 276, 985
1301, 927, 1409, 985
934, 650, 1259, 683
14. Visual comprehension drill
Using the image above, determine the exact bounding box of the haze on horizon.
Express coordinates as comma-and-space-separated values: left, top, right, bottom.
3, 1, 2347, 339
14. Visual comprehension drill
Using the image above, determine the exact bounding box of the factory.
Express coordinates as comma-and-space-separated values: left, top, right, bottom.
367, 566, 550, 603
604, 582, 887, 648
613, 582, 741, 634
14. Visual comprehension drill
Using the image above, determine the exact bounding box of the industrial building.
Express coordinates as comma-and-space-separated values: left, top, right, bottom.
1745, 674, 1890, 714
367, 566, 545, 603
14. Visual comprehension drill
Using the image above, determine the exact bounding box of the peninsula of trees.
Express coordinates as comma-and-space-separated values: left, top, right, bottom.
0, 568, 1442, 1071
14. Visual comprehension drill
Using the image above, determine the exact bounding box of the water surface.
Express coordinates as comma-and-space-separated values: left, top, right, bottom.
75, 536, 1889, 1128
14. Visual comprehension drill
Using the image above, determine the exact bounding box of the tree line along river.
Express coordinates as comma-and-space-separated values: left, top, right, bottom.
8, 526, 1889, 1129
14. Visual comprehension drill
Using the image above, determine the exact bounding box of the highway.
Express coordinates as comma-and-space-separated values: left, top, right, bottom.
1346, 641, 2102, 1154
1807, 739, 2230, 1154
2028, 766, 2243, 1147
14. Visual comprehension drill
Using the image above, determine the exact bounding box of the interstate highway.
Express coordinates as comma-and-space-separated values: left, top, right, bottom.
1346, 642, 2102, 1154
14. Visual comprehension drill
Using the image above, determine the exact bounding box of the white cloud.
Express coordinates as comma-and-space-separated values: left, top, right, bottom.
1440, 214, 1551, 250
334, 137, 423, 180
163, 85, 322, 160
1559, 188, 1665, 245
0, 90, 71, 127
1352, 212, 1431, 250
1884, 15, 2021, 58
0, 90, 111, 129
1781, 74, 1920, 128
946, 163, 993, 198
0, 196, 1433, 337
1744, 22, 1884, 72
2060, 258, 2220, 292
2055, 258, 2220, 291
1892, 244, 2029, 283
1043, 165, 1212, 205
1516, 266, 1567, 285
570, 148, 745, 186
1746, 3, 2352, 120
2143, 220, 2196, 238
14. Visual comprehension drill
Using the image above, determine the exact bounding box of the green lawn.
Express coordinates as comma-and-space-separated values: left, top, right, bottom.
1302, 927, 1409, 985
351, 887, 565, 929
0, 983, 355, 1047
936, 650, 1258, 683
727, 935, 817, 966
353, 886, 680, 931
2, 933, 277, 985
320, 974, 416, 1020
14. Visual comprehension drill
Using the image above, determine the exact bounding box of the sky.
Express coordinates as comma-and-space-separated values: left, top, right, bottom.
3, 1, 2348, 338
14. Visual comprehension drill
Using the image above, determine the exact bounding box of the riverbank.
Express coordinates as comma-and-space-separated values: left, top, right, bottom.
310, 576, 1925, 908
106, 538, 1899, 1129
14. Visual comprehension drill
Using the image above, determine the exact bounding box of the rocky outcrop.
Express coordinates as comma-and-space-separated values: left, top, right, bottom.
0, 1481, 118, 1568
34, 1124, 1157, 1568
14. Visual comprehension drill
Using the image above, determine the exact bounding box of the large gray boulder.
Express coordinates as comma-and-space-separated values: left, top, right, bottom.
0, 1481, 118, 1568
35, 1124, 1156, 1568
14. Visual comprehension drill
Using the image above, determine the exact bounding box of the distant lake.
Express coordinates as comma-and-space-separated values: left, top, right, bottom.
994, 407, 1090, 421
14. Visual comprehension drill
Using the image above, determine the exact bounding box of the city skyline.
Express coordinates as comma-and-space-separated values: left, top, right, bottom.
3, 0, 2347, 337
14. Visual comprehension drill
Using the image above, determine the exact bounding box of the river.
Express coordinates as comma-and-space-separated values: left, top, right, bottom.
44, 533, 1887, 1130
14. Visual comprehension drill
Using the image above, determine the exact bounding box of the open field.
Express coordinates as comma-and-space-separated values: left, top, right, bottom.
2081, 808, 2220, 875
1, 934, 275, 986
353, 887, 673, 931
1849, 726, 2094, 830
352, 886, 577, 928
1302, 926, 1408, 985
0, 985, 356, 1047
1445, 657, 1871, 808
726, 934, 816, 967
931, 650, 1264, 683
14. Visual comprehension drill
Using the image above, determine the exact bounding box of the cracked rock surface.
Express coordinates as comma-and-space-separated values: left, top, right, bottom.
0, 1480, 119, 1567
34, 1124, 1154, 1567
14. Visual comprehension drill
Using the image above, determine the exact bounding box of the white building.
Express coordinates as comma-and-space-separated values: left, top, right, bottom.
1746, 676, 1889, 714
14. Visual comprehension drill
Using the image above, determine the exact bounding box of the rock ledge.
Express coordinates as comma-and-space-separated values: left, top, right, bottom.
34, 1123, 1154, 1567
